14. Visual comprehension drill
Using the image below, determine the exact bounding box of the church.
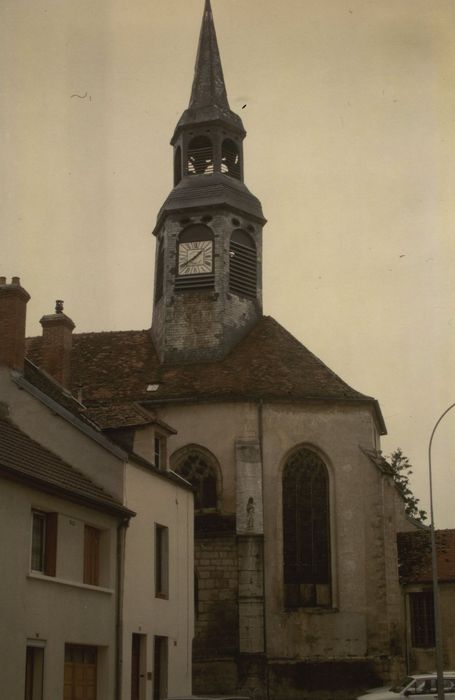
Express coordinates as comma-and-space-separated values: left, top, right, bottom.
24, 1, 417, 698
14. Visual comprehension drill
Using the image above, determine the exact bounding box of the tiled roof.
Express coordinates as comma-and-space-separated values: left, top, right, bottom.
26, 316, 385, 432
0, 415, 131, 516
23, 359, 94, 426
397, 530, 455, 584
85, 402, 159, 430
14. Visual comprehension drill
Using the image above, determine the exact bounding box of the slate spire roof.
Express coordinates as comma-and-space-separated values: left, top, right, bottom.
189, 0, 229, 113
174, 0, 244, 136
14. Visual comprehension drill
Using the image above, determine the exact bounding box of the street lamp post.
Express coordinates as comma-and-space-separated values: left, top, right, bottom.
428, 402, 455, 700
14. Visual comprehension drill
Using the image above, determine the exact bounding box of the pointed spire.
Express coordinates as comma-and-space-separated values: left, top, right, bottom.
172, 0, 244, 140
189, 0, 230, 112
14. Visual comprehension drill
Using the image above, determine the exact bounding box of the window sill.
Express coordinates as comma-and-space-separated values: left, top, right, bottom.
283, 606, 339, 615
27, 571, 113, 594
155, 592, 169, 600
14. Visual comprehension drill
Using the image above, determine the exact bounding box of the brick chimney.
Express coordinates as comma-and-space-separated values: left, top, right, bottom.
40, 300, 75, 388
0, 276, 31, 371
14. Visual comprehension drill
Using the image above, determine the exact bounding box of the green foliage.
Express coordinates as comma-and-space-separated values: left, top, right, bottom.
386, 448, 427, 523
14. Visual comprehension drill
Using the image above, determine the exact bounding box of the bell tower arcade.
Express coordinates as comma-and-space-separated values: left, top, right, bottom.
151, 0, 266, 364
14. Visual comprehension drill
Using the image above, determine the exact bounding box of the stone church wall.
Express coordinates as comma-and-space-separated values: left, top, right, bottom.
194, 531, 239, 658
164, 399, 407, 697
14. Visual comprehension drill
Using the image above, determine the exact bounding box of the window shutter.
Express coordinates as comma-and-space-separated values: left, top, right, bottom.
44, 512, 58, 577
84, 526, 100, 586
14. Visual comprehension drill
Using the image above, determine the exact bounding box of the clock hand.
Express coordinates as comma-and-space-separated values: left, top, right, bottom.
184, 250, 203, 266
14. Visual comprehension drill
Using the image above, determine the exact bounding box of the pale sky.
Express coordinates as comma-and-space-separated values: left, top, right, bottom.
2, 0, 455, 527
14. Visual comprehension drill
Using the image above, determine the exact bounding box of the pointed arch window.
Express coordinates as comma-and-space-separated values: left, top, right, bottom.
229, 229, 257, 299
173, 449, 218, 510
187, 136, 214, 176
221, 138, 241, 180
282, 447, 331, 608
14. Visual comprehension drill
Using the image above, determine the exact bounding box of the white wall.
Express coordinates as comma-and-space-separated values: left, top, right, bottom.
0, 479, 118, 700
122, 455, 194, 699
1, 366, 125, 499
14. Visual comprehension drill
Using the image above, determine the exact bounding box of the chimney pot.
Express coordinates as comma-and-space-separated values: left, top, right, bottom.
0, 277, 6, 285
40, 306, 75, 388
11, 276, 20, 285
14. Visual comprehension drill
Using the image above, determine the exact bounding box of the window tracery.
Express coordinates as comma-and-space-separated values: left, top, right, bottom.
173, 448, 218, 510
282, 447, 331, 608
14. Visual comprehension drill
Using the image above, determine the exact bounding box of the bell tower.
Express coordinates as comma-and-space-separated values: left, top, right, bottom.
151, 0, 266, 364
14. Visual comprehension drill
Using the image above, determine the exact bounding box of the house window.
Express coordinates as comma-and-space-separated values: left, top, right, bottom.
84, 526, 101, 586
64, 645, 97, 700
282, 447, 331, 608
25, 643, 44, 700
155, 524, 169, 598
409, 591, 435, 647
31, 511, 57, 577
173, 450, 217, 510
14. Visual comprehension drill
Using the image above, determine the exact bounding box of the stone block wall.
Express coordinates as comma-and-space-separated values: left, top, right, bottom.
194, 532, 239, 658
151, 209, 263, 363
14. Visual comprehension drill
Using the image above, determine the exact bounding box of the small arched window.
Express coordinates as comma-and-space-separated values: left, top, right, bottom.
174, 146, 182, 185
173, 449, 218, 510
154, 242, 164, 303
187, 136, 214, 176
282, 447, 331, 608
229, 229, 257, 298
221, 138, 241, 180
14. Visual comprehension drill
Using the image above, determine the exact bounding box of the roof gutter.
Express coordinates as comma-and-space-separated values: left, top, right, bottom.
0, 462, 135, 519
142, 394, 387, 435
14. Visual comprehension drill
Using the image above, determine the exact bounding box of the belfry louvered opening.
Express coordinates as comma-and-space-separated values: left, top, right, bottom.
221, 138, 241, 180
187, 136, 214, 175
229, 229, 257, 298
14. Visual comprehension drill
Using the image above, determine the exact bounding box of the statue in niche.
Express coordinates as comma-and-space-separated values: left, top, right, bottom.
246, 497, 255, 530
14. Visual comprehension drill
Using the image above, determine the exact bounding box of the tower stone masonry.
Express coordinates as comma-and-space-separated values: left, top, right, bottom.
151, 0, 265, 364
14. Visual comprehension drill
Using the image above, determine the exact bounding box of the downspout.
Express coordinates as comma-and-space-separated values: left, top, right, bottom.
116, 517, 130, 700
258, 399, 270, 700
404, 590, 410, 674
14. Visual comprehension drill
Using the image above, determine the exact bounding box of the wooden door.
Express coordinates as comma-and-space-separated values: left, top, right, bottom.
64, 645, 97, 700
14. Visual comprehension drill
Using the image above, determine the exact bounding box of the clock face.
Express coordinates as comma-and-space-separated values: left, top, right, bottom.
178, 240, 213, 275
